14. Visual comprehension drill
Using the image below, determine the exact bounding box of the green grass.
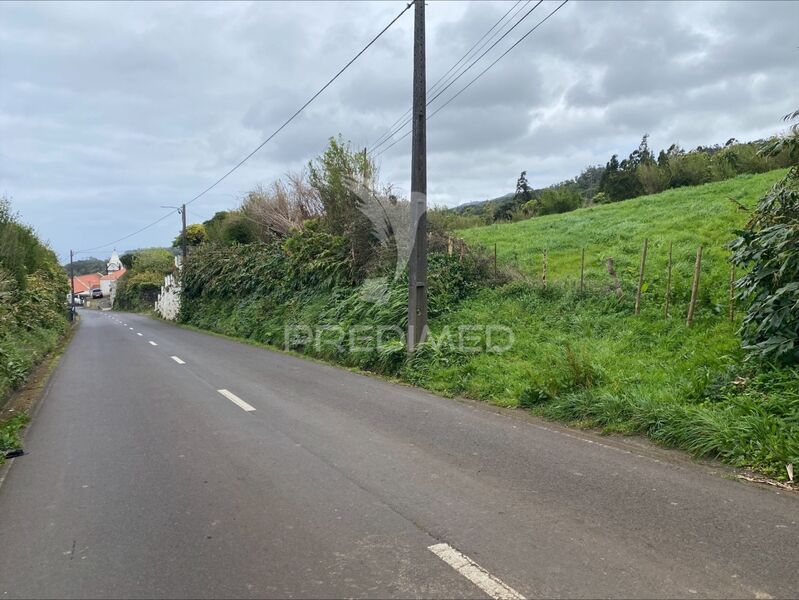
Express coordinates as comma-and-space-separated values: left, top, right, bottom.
180, 170, 798, 478
0, 412, 30, 465
408, 170, 797, 477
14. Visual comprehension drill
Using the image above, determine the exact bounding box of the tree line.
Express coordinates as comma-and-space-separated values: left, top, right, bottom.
450, 135, 795, 227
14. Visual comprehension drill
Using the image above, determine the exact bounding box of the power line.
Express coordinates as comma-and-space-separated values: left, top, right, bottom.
184, 1, 412, 207
76, 210, 177, 254
369, 0, 526, 152
369, 0, 543, 155
376, 0, 569, 158
76, 2, 412, 254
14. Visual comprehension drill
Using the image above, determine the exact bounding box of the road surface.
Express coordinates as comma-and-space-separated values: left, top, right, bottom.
0, 309, 797, 599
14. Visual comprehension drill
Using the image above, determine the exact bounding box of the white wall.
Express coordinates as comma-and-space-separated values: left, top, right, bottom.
154, 272, 181, 321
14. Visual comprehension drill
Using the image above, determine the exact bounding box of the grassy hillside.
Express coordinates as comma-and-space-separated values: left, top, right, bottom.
460, 171, 786, 305
180, 170, 797, 478
407, 170, 796, 477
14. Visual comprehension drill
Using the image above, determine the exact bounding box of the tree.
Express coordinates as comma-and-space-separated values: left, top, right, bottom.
240, 171, 323, 240
64, 257, 106, 276
173, 223, 208, 248
729, 109, 799, 364
132, 248, 174, 274
538, 185, 582, 215
309, 136, 377, 274
514, 171, 532, 204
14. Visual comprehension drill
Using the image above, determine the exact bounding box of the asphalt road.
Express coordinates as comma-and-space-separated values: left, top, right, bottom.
0, 309, 797, 599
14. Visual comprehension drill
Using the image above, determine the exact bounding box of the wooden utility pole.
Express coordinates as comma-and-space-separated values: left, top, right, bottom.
69, 249, 75, 320
407, 0, 427, 353
180, 203, 187, 265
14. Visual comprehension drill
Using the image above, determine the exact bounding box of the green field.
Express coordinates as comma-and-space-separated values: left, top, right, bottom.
408, 170, 797, 477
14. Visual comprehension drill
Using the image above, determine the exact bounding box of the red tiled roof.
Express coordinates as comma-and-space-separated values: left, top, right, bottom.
71, 273, 102, 293
100, 267, 127, 281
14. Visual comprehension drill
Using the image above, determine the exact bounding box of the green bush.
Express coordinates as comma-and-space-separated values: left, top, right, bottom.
0, 198, 69, 402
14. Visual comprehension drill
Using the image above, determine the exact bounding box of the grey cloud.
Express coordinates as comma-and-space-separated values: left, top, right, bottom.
1, 0, 796, 261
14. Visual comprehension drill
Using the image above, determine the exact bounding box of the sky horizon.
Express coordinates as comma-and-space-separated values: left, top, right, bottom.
1, 0, 796, 262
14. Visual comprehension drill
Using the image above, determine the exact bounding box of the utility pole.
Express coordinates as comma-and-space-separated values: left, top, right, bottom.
69, 249, 75, 320
162, 204, 188, 266
407, 0, 427, 353
180, 203, 187, 265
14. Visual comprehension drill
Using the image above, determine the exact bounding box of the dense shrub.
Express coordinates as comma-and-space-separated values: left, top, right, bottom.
730, 113, 799, 364
0, 197, 69, 401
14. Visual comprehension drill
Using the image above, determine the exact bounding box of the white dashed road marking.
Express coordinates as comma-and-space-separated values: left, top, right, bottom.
170, 356, 185, 365
137, 333, 143, 336
129, 327, 134, 330
149, 341, 158, 346
217, 389, 256, 412
428, 543, 525, 600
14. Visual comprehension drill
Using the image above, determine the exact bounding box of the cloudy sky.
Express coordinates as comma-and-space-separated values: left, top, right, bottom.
1, 1, 796, 262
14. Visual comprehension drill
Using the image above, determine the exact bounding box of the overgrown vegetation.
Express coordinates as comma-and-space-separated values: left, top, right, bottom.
0, 197, 69, 404
114, 247, 176, 311
729, 110, 799, 364
177, 128, 797, 479
450, 170, 797, 478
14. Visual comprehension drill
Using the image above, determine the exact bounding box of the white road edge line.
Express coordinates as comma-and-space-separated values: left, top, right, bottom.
217, 389, 256, 412
428, 543, 525, 600
148, 341, 158, 346
171, 356, 185, 364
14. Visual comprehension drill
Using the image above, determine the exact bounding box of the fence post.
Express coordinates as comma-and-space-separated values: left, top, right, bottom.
580, 247, 585, 295
542, 249, 548, 289
664, 241, 673, 319
447, 236, 453, 256
634, 238, 648, 315
686, 245, 703, 327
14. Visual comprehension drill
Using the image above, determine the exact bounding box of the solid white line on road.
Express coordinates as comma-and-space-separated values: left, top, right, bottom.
217, 389, 256, 412
149, 341, 158, 346
137, 332, 143, 336
171, 356, 185, 364
428, 543, 525, 600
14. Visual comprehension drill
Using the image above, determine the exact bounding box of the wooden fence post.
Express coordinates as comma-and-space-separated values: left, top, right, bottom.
447, 237, 453, 256
606, 257, 623, 300
729, 263, 736, 322
664, 241, 673, 319
634, 238, 648, 315
580, 247, 585, 294
542, 249, 548, 289
686, 245, 703, 327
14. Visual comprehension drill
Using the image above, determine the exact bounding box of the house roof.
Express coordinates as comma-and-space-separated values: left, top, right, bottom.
100, 267, 127, 281
72, 273, 102, 293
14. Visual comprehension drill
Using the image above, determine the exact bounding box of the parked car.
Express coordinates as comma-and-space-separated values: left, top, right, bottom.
66, 293, 83, 306
91, 288, 103, 299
